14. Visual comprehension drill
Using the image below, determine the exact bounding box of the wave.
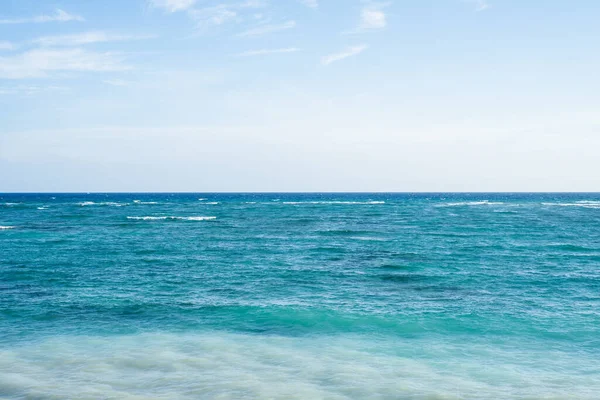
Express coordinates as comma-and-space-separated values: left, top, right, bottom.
133, 200, 159, 205
127, 216, 217, 221
282, 201, 385, 205
350, 236, 389, 242
439, 201, 504, 207
78, 202, 127, 207
542, 202, 600, 209
204, 202, 220, 205
2, 332, 595, 399
0, 226, 15, 230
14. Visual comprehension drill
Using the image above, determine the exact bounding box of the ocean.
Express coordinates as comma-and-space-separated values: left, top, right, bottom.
1, 193, 599, 399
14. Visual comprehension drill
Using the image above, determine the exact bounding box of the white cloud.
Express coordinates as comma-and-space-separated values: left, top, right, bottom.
235, 47, 300, 57
150, 0, 197, 13
188, 1, 267, 31
360, 8, 386, 30
0, 9, 84, 24
0, 41, 15, 51
299, 0, 318, 8
189, 6, 238, 29
0, 48, 130, 79
237, 21, 296, 37
464, 0, 490, 11
103, 79, 130, 87
322, 45, 368, 66
32, 32, 157, 47
0, 84, 68, 96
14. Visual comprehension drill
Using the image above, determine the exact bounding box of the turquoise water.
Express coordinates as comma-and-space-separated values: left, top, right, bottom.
1, 193, 599, 399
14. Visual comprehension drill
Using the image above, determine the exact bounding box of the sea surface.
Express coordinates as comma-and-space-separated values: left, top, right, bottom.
1, 193, 599, 399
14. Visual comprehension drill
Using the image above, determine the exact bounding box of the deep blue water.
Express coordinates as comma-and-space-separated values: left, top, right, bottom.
1, 193, 599, 399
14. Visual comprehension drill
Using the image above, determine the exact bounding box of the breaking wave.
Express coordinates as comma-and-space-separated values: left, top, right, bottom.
127, 216, 217, 221
282, 201, 385, 205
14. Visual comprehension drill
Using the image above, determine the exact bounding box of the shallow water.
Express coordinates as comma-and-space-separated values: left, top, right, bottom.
1, 193, 599, 399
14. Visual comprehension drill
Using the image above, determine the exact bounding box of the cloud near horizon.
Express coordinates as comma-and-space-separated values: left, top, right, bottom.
0, 48, 130, 79
0, 9, 84, 24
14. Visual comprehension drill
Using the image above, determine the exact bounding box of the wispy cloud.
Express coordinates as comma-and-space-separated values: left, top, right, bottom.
237, 21, 296, 37
322, 45, 368, 65
188, 1, 267, 31
360, 8, 386, 30
0, 41, 15, 51
0, 48, 130, 79
0, 84, 68, 96
149, 0, 198, 13
0, 9, 84, 24
465, 0, 490, 11
189, 6, 239, 29
103, 79, 130, 87
235, 47, 300, 57
32, 32, 157, 47
299, 0, 318, 8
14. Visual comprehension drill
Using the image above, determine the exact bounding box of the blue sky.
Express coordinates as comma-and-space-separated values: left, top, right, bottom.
1, 0, 599, 191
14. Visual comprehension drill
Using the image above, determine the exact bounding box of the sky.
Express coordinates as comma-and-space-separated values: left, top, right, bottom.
0, 0, 599, 192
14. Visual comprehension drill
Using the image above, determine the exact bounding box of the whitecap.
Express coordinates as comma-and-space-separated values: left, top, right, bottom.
439, 201, 504, 207
283, 201, 385, 205
350, 236, 388, 242
0, 226, 15, 230
127, 216, 216, 221
542, 202, 600, 209
37, 207, 48, 210
79, 202, 127, 207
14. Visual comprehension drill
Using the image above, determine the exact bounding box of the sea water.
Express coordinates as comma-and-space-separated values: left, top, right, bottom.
1, 193, 599, 399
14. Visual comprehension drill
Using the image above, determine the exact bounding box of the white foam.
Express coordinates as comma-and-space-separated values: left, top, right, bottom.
439, 201, 504, 207
0, 332, 597, 399
133, 200, 158, 205
542, 202, 600, 209
0, 226, 15, 230
282, 201, 385, 205
78, 202, 126, 207
350, 236, 389, 242
127, 216, 216, 221
37, 207, 48, 210
204, 202, 220, 205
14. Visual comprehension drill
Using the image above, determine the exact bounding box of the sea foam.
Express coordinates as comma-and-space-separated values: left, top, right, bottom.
78, 202, 127, 207
127, 216, 216, 221
542, 201, 600, 209
282, 201, 385, 205
1, 332, 597, 400
439, 201, 505, 207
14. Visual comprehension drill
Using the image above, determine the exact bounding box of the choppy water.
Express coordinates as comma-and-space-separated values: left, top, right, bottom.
1, 193, 599, 399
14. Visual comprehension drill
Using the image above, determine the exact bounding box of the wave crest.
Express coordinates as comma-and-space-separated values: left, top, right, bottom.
127, 216, 217, 221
